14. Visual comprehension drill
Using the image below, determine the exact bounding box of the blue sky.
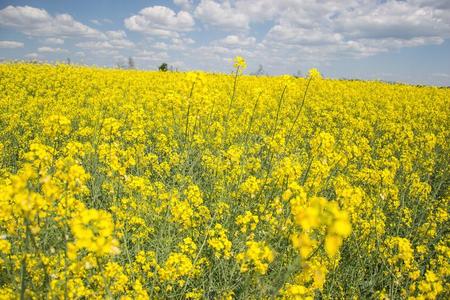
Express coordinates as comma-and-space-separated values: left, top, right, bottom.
1, 0, 449, 85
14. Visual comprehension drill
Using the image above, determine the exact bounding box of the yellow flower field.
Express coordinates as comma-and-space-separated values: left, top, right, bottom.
0, 60, 448, 299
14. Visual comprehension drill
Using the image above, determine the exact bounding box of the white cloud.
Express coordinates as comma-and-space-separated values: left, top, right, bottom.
153, 42, 169, 50
91, 49, 120, 56
37, 46, 68, 53
266, 25, 342, 45
146, 37, 195, 51
76, 31, 135, 50
0, 5, 103, 38
194, 0, 249, 30
334, 1, 450, 40
173, 0, 195, 11
191, 0, 449, 64
172, 37, 195, 45
234, 0, 285, 22
25, 52, 39, 59
142, 28, 181, 38
252, 0, 450, 63
215, 35, 256, 47
110, 39, 135, 48
124, 6, 195, 37
412, 0, 450, 10
136, 54, 169, 62
356, 36, 444, 50
106, 30, 127, 40
148, 0, 449, 77
193, 45, 254, 60
75, 41, 115, 50
0, 40, 24, 48
91, 18, 113, 26
134, 50, 170, 65
45, 38, 64, 45
106, 30, 135, 48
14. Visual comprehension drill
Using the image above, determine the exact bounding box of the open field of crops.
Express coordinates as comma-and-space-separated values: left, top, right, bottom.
0, 60, 449, 299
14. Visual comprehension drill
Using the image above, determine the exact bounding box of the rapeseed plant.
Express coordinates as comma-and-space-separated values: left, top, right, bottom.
0, 58, 448, 299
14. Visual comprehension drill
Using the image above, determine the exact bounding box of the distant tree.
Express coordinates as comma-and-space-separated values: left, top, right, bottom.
251, 64, 265, 76
158, 62, 168, 72
128, 57, 135, 69
66, 57, 71, 65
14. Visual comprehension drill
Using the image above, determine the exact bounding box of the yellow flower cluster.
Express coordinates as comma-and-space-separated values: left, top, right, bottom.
0, 58, 448, 298
207, 224, 232, 259
235, 210, 259, 233
307, 68, 322, 80
289, 186, 351, 258
158, 252, 196, 283
70, 208, 119, 256
236, 240, 274, 274
233, 55, 247, 71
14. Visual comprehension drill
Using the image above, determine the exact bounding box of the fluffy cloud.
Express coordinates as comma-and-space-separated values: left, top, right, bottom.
190, 0, 449, 62
124, 6, 195, 37
257, 0, 450, 60
75, 41, 115, 50
44, 38, 64, 45
106, 30, 127, 40
334, 1, 450, 40
215, 35, 256, 47
173, 0, 195, 11
25, 52, 39, 59
146, 37, 195, 52
194, 0, 249, 30
37, 47, 68, 53
0, 40, 24, 48
106, 30, 135, 48
412, 0, 450, 10
172, 37, 195, 46
110, 39, 135, 48
0, 5, 102, 38
266, 25, 342, 45
76, 31, 135, 50
193, 45, 254, 61
134, 50, 169, 62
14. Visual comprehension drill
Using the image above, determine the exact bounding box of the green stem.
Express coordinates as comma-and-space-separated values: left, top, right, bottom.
286, 76, 313, 148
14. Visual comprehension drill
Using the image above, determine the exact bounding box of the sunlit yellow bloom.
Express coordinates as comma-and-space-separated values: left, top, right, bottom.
70, 208, 119, 256
233, 56, 247, 70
